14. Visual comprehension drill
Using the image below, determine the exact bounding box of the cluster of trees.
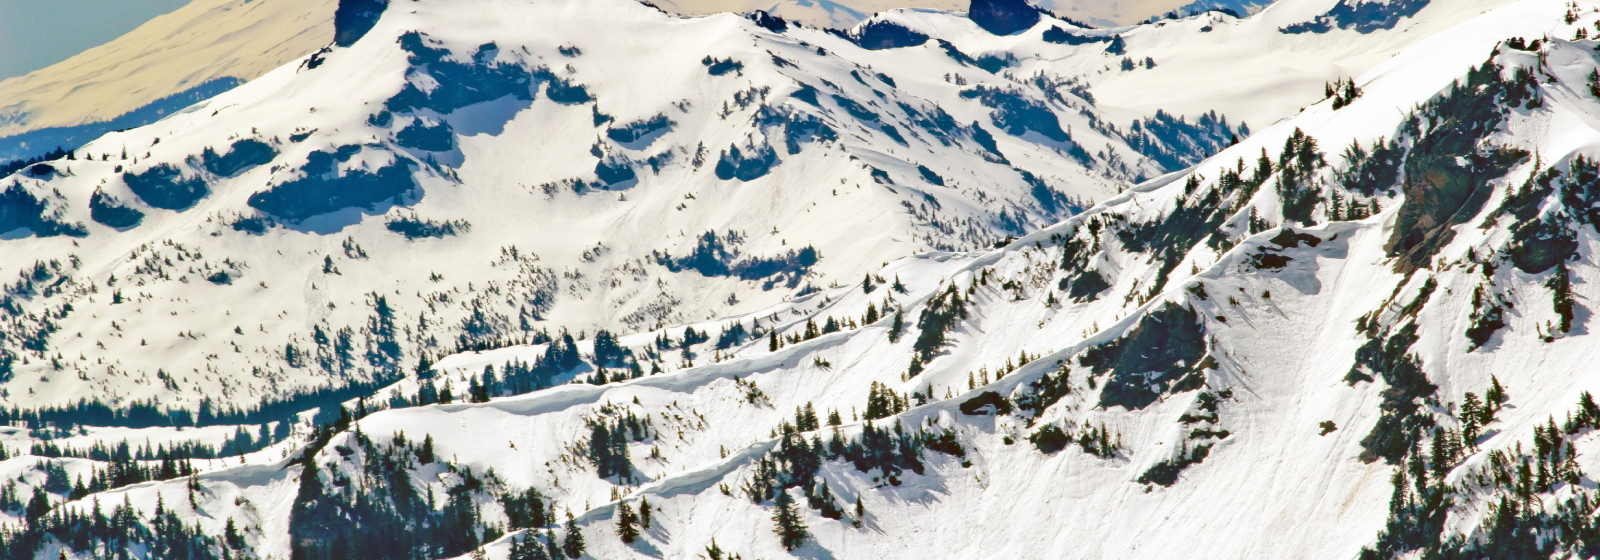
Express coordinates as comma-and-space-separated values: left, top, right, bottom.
1458, 377, 1508, 445
505, 517, 587, 560
0, 146, 73, 178
587, 407, 652, 481
398, 334, 585, 409
30, 421, 286, 463
862, 382, 910, 421
906, 284, 969, 377
612, 497, 652, 544
0, 493, 224, 560
1028, 422, 1121, 459
1325, 77, 1363, 109
289, 427, 508, 560
1359, 385, 1600, 560
1013, 366, 1074, 418
739, 416, 967, 550
1274, 128, 1326, 224
50, 442, 199, 500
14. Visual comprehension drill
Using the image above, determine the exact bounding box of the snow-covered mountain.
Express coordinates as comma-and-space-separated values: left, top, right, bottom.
0, 0, 1265, 414
0, 0, 1237, 167
6, 0, 1600, 559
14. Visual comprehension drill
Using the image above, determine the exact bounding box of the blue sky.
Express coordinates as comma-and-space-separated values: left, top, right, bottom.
0, 0, 191, 81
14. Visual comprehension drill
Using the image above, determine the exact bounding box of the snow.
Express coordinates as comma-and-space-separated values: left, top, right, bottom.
10, 0, 1600, 559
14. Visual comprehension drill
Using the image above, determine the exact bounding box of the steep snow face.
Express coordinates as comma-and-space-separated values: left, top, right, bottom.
0, 0, 1248, 412
7, 2, 1600, 560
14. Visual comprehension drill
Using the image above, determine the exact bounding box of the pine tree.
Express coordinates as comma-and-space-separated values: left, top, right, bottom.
639, 497, 652, 529
1461, 392, 1482, 447
545, 529, 562, 560
772, 489, 809, 551
562, 512, 586, 558
225, 516, 244, 548
1487, 376, 1508, 416
769, 330, 780, 352
418, 434, 436, 464
888, 310, 904, 342
615, 501, 639, 543
511, 535, 550, 560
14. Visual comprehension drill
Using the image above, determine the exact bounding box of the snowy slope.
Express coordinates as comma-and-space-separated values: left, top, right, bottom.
0, 0, 1510, 414
0, 0, 1259, 413
0, 0, 1247, 166
9, 0, 1600, 560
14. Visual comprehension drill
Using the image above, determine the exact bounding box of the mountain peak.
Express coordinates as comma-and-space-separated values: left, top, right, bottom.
969, 0, 1043, 35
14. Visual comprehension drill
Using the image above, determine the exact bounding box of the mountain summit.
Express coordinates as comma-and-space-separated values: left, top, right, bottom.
969, 0, 1043, 34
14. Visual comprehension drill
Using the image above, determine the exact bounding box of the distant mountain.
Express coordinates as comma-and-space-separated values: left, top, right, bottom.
0, 0, 337, 161
0, 0, 1265, 166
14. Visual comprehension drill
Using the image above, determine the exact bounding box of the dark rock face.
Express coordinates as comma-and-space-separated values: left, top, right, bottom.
201, 139, 277, 177
247, 147, 418, 223
1080, 303, 1209, 411
714, 144, 778, 182
334, 0, 387, 47
88, 190, 144, 229
0, 185, 46, 234
969, 0, 1040, 36
746, 10, 787, 33
386, 34, 536, 115
853, 21, 929, 50
395, 119, 455, 152
0, 185, 83, 237
123, 164, 209, 210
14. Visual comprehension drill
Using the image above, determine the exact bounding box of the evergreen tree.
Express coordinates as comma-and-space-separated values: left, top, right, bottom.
545, 529, 562, 560
705, 539, 727, 560
562, 512, 586, 558
1486, 376, 1508, 415
615, 501, 639, 543
771, 489, 809, 551
639, 497, 652, 529
889, 310, 905, 342
418, 434, 436, 464
1460, 393, 1482, 447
